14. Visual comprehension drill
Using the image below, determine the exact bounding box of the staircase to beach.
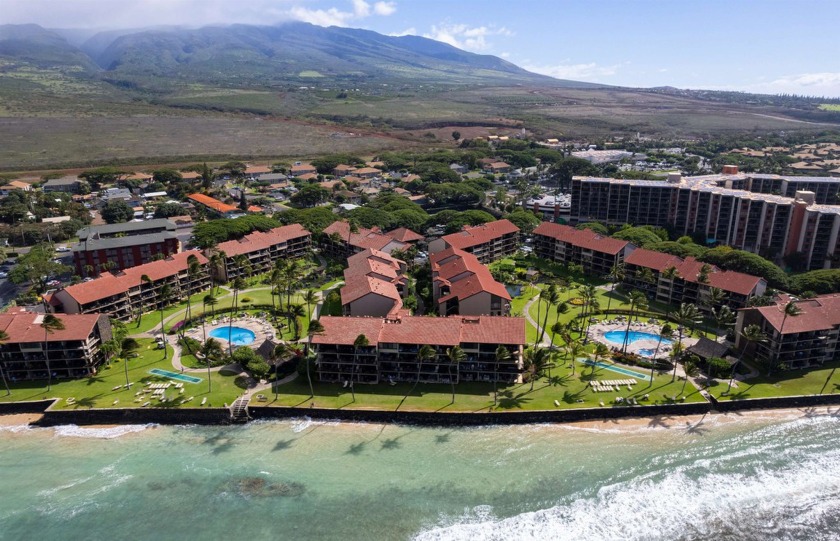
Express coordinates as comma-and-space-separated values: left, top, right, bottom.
229, 396, 250, 423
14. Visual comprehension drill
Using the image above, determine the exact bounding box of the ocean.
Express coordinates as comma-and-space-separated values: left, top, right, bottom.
1, 411, 839, 541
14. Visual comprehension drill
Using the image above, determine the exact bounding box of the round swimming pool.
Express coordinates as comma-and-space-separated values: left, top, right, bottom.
604, 330, 672, 345
209, 326, 256, 346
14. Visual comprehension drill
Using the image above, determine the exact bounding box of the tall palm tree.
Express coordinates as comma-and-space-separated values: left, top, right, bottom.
305, 319, 325, 398
233, 255, 251, 283
0, 330, 11, 395
493, 345, 511, 405
282, 262, 299, 327
622, 290, 648, 354
773, 300, 802, 374
158, 284, 171, 360
184, 254, 200, 326
303, 289, 318, 323
672, 303, 701, 381
228, 278, 246, 356
523, 347, 549, 391
649, 323, 674, 384
661, 265, 680, 306
406, 344, 436, 403
534, 288, 546, 349
565, 339, 584, 375
727, 324, 766, 394
577, 284, 599, 342
202, 294, 217, 342
713, 305, 736, 341
681, 357, 700, 395
446, 346, 466, 403
605, 263, 625, 313
40, 314, 65, 392
696, 263, 713, 285
549, 320, 565, 352
208, 250, 226, 293
268, 267, 282, 312
138, 274, 152, 327
289, 303, 306, 340
637, 267, 656, 297
538, 284, 559, 344
351, 334, 370, 402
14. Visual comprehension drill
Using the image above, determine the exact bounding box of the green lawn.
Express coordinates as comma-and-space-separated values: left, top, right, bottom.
0, 338, 245, 409
269, 357, 705, 412
711, 361, 840, 401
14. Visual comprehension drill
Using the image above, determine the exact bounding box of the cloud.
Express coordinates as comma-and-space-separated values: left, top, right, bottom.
0, 0, 397, 29
524, 62, 620, 81
423, 23, 513, 52
388, 27, 417, 37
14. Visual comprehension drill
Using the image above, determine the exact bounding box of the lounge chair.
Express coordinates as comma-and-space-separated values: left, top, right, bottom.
201, 397, 207, 406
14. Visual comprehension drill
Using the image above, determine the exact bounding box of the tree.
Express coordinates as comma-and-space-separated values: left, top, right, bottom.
661, 265, 680, 306
101, 200, 134, 224
202, 294, 218, 341
622, 290, 648, 354
713, 305, 736, 339
0, 330, 10, 395
289, 303, 306, 340
697, 264, 713, 285
152, 169, 183, 184
773, 301, 802, 374
523, 347, 549, 391
153, 202, 184, 218
681, 357, 700, 395
493, 345, 511, 405
566, 340, 584, 376
538, 284, 560, 345
304, 319, 324, 397
228, 278, 246, 356
290, 184, 329, 208
40, 314, 65, 392
351, 334, 370, 402
446, 346, 466, 403
9, 243, 70, 293
158, 284, 171, 360
404, 344, 435, 404
727, 324, 766, 394
605, 263, 625, 313
451, 131, 461, 141
303, 289, 318, 323
672, 303, 701, 381
649, 323, 674, 383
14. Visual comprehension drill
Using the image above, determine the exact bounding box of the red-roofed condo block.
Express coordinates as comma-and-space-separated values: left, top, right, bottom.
533, 222, 634, 277
210, 224, 311, 282
737, 294, 840, 370
341, 249, 407, 317
321, 221, 407, 258
0, 308, 112, 381
313, 315, 525, 385
52, 251, 210, 321
429, 219, 520, 263
431, 248, 511, 316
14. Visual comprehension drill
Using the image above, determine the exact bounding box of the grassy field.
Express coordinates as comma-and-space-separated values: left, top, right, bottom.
0, 338, 245, 409
819, 104, 840, 112
269, 356, 705, 412
711, 362, 840, 401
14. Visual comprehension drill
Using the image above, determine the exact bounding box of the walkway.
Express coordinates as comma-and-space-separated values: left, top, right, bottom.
523, 293, 552, 348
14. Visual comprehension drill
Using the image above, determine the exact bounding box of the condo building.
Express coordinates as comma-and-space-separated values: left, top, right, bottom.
431, 248, 511, 317
211, 224, 312, 281
73, 219, 180, 276
0, 308, 112, 381
52, 251, 210, 321
532, 221, 634, 277
312, 315, 526, 385
736, 294, 840, 370
321, 221, 408, 257
571, 168, 840, 270
428, 219, 520, 263
341, 248, 408, 317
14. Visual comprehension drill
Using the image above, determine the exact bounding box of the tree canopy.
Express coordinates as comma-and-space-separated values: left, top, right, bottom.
193, 215, 280, 248
101, 200, 134, 224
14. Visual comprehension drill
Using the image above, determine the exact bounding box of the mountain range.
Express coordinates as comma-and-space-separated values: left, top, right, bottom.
0, 22, 593, 89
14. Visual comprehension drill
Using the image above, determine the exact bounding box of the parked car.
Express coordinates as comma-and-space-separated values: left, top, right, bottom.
56, 245, 71, 252
0, 271, 7, 279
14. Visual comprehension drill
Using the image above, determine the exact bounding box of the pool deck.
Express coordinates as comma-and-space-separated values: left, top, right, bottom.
186, 316, 277, 347
589, 319, 698, 358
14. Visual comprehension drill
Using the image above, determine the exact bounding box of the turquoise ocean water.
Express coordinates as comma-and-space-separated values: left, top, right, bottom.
1, 411, 839, 540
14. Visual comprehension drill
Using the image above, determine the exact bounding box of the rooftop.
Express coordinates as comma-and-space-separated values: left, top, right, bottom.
431, 248, 510, 304
215, 224, 311, 257
441, 219, 520, 250
187, 193, 238, 214
0, 308, 102, 343
77, 219, 175, 239
533, 222, 629, 255
752, 294, 840, 334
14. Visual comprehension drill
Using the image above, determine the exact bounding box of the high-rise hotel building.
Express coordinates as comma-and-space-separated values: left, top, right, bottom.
571, 167, 840, 270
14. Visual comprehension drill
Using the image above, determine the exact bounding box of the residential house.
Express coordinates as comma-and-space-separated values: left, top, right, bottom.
429, 219, 520, 263
290, 164, 317, 177
187, 193, 241, 218
0, 180, 31, 196
43, 176, 82, 194
354, 167, 381, 179
332, 164, 357, 177
0, 308, 112, 381
313, 315, 526, 384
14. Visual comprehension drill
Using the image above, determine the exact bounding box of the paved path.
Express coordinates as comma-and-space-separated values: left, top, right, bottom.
523, 293, 553, 348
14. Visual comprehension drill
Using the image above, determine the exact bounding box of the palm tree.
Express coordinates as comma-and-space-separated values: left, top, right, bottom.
696, 263, 713, 285
0, 330, 11, 395
549, 319, 566, 351
305, 319, 324, 398
208, 250, 226, 293
727, 324, 766, 394
773, 301, 802, 374
228, 277, 246, 356
351, 334, 369, 402
406, 344, 436, 403
303, 289, 318, 323
534, 288, 546, 349
137, 274, 152, 327
538, 284, 559, 344
622, 290, 648, 354
158, 284, 171, 360
672, 303, 701, 381
268, 267, 282, 313
289, 303, 306, 340
202, 294, 218, 341
681, 357, 700, 395
282, 262, 299, 327
40, 314, 65, 392
605, 263, 625, 313
493, 345, 511, 405
649, 323, 674, 384
523, 347, 549, 391
578, 284, 599, 342
184, 254, 200, 326
637, 267, 656, 298
446, 346, 466, 403
661, 265, 680, 306
713, 305, 736, 341
566, 340, 584, 376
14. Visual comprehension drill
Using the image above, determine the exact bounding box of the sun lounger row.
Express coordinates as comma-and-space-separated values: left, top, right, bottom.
594, 379, 637, 386
590, 384, 629, 393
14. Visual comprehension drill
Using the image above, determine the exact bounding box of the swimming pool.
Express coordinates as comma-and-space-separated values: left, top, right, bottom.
209, 326, 256, 346
577, 358, 651, 380
149, 368, 202, 384
604, 330, 673, 346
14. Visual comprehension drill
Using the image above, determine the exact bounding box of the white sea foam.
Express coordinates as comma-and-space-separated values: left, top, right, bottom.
415, 422, 840, 541
51, 424, 154, 439
288, 417, 340, 433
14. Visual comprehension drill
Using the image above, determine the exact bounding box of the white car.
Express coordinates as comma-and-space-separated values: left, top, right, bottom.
0, 271, 7, 278
56, 245, 70, 252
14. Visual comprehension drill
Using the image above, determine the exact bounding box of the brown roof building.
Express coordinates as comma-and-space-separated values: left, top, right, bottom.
429, 219, 520, 263
341, 248, 407, 317
187, 193, 240, 216
211, 224, 311, 281
431, 248, 511, 317
533, 221, 633, 277
313, 315, 525, 385
0, 308, 112, 381
321, 221, 407, 257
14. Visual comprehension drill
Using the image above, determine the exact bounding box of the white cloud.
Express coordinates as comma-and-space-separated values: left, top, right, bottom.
0, 0, 397, 29
423, 23, 513, 52
524, 62, 620, 81
388, 27, 417, 37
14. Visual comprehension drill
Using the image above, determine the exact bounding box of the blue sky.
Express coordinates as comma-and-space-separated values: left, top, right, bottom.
4, 0, 840, 96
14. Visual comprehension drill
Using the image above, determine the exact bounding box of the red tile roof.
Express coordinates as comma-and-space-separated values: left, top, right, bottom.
431, 248, 510, 304
215, 224, 310, 257
753, 295, 840, 334
345, 248, 404, 282
187, 193, 238, 214
245, 165, 272, 174
441, 219, 520, 250
624, 248, 681, 271
323, 221, 405, 252
533, 222, 629, 255
313, 315, 526, 346
340, 275, 402, 305
626, 250, 763, 296
0, 308, 101, 343
385, 227, 424, 243
60, 251, 207, 306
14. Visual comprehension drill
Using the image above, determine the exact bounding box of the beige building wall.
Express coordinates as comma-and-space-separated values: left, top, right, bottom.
347, 293, 398, 317
458, 292, 493, 316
